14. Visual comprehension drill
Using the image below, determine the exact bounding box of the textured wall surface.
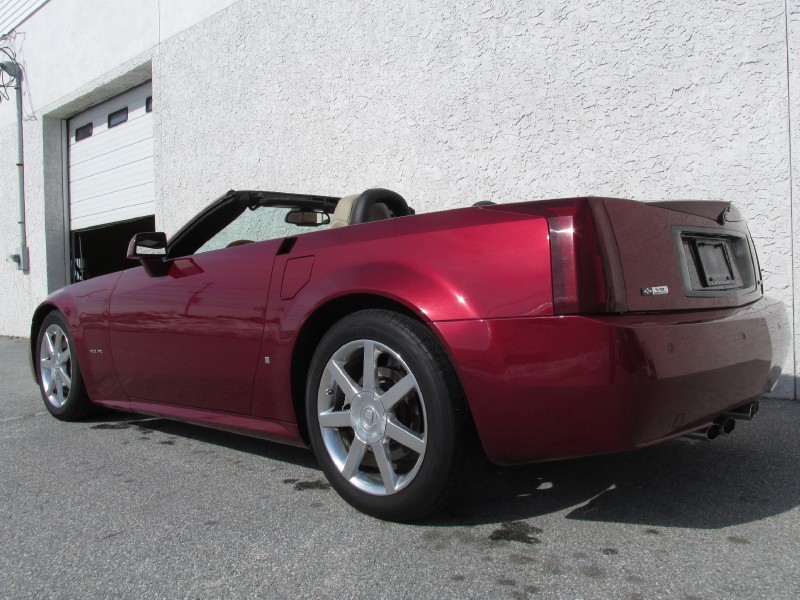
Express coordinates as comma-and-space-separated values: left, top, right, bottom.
789, 0, 799, 398
0, 0, 798, 397
0, 0, 244, 338
0, 0, 238, 129
0, 119, 41, 338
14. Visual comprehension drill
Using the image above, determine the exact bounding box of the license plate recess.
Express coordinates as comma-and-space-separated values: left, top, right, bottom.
671, 225, 758, 299
691, 237, 740, 288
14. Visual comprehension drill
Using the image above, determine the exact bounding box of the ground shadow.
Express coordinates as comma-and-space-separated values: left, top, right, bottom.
432, 399, 800, 529
85, 408, 317, 470
86, 400, 800, 530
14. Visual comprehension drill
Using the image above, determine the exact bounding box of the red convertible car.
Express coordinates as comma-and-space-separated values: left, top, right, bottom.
31, 188, 789, 521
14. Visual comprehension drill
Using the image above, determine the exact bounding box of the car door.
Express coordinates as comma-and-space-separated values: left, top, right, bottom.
106, 195, 303, 415
108, 240, 279, 414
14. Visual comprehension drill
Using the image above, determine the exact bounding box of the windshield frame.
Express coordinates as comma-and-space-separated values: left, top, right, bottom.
166, 190, 340, 258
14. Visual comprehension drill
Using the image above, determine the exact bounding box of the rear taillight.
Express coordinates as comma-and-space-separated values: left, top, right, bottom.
481, 197, 625, 314
543, 200, 608, 314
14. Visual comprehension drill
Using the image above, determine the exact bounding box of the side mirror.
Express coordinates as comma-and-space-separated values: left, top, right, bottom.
127, 232, 168, 276
127, 232, 167, 258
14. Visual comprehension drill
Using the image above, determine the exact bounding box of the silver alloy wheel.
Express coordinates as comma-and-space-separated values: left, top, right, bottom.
317, 339, 427, 496
39, 324, 73, 409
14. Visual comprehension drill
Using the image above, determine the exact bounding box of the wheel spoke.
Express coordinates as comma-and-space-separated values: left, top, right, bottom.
385, 419, 426, 455
58, 367, 71, 388
379, 374, 415, 411
44, 376, 55, 396
372, 442, 397, 494
318, 409, 351, 429
341, 437, 367, 479
361, 341, 376, 392
327, 360, 360, 402
55, 383, 64, 406
45, 332, 55, 356
40, 356, 54, 370
60, 347, 71, 363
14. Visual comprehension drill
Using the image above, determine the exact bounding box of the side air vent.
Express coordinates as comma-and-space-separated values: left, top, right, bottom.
277, 237, 298, 256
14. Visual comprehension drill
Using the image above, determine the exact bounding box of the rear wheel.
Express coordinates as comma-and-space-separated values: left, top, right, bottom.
37, 312, 94, 421
306, 309, 472, 521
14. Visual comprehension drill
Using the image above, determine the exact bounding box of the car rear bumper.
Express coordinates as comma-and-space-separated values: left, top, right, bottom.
434, 297, 789, 465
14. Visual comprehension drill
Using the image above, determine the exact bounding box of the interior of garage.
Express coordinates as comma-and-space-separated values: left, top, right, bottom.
70, 215, 154, 282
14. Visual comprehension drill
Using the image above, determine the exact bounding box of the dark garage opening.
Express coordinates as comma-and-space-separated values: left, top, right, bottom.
71, 215, 155, 282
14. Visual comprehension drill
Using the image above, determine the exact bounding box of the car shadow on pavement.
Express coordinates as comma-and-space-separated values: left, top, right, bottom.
87, 399, 800, 530
432, 399, 800, 529
85, 408, 318, 470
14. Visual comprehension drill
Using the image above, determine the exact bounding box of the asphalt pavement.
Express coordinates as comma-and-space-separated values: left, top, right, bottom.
2, 335, 799, 599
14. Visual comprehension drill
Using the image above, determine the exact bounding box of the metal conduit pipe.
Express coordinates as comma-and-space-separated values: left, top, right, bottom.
1, 59, 28, 272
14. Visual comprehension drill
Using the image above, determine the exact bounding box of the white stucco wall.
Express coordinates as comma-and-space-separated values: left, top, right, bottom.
0, 0, 239, 337
0, 0, 238, 129
0, 0, 798, 397
0, 120, 39, 336
789, 0, 799, 399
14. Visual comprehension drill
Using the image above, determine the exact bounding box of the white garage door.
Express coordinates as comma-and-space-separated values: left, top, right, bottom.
68, 82, 154, 231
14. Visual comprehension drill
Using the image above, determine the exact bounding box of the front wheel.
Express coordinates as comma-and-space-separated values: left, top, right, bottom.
36, 312, 94, 421
306, 309, 473, 521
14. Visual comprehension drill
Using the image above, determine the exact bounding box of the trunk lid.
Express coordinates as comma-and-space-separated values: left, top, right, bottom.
601, 198, 762, 312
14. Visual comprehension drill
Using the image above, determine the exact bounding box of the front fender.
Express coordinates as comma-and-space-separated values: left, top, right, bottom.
29, 272, 126, 403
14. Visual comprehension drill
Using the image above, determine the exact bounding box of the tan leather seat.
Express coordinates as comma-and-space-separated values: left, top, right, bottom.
330, 194, 392, 228
330, 194, 359, 228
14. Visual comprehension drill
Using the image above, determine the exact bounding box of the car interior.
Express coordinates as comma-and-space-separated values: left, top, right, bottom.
167, 188, 414, 258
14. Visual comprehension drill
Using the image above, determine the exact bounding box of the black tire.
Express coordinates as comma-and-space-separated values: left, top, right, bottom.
306, 309, 473, 521
36, 312, 94, 421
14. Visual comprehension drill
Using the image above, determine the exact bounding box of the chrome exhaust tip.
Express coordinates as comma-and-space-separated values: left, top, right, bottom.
706, 423, 721, 440
717, 417, 736, 435
724, 401, 759, 421
687, 423, 721, 441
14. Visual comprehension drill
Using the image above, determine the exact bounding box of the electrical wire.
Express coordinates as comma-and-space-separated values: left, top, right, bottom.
0, 32, 35, 120
0, 33, 21, 103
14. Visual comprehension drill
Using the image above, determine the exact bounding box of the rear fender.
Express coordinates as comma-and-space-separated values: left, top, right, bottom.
251, 260, 464, 422
253, 212, 554, 423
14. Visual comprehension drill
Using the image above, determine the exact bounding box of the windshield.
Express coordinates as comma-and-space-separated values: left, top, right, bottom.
167, 190, 338, 258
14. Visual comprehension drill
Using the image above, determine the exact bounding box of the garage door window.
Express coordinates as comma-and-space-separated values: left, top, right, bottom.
108, 107, 128, 128
74, 123, 93, 142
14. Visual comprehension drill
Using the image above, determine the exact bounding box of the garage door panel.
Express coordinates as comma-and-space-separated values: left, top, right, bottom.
70, 159, 154, 203
71, 184, 155, 230
70, 116, 153, 166
69, 82, 154, 232
68, 106, 151, 140
68, 86, 151, 137
72, 204, 156, 231
70, 138, 154, 182
71, 182, 155, 215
